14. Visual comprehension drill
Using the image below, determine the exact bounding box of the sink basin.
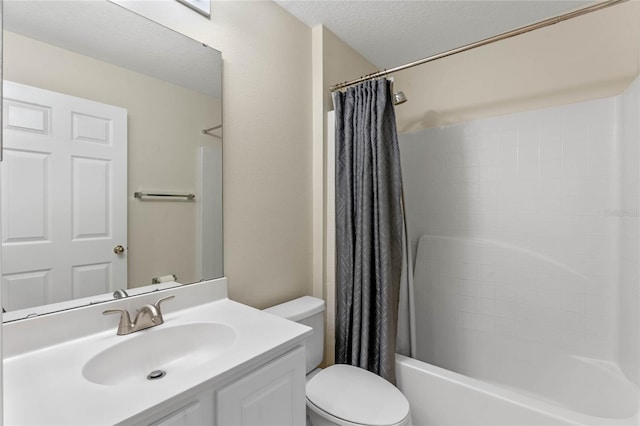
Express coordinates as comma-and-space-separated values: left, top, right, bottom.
83, 322, 236, 386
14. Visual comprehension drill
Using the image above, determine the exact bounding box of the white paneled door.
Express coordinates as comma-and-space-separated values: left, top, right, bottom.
1, 81, 127, 311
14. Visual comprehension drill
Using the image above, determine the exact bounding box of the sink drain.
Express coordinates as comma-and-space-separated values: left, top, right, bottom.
147, 370, 166, 380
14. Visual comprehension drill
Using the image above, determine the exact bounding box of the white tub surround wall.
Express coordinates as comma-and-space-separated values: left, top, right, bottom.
3, 278, 310, 425
618, 75, 640, 386
399, 76, 640, 422
403, 94, 622, 359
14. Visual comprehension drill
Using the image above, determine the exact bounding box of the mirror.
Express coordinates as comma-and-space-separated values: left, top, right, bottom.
1, 0, 223, 321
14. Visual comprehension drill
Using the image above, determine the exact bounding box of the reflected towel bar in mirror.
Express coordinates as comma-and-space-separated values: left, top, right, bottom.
134, 192, 196, 201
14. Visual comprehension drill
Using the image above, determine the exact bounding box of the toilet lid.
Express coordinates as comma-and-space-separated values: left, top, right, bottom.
306, 364, 410, 426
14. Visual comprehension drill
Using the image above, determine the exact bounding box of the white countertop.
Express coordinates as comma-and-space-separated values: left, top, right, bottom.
3, 279, 311, 425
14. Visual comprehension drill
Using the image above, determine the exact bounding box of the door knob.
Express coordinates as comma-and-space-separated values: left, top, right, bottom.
114, 245, 126, 255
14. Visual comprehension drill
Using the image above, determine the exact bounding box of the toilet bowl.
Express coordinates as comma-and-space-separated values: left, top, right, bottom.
306, 364, 411, 426
265, 297, 411, 426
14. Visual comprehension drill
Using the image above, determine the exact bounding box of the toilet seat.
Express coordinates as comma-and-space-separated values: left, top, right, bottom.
306, 398, 410, 426
306, 364, 410, 426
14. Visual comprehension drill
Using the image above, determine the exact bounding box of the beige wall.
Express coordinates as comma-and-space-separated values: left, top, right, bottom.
320, 27, 378, 120
312, 26, 377, 366
3, 30, 221, 289
115, 1, 313, 308
394, 1, 640, 132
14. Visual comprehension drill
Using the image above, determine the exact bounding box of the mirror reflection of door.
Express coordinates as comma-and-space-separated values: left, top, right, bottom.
1, 81, 127, 311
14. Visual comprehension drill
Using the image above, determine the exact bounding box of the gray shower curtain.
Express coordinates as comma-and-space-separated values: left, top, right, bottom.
333, 78, 404, 384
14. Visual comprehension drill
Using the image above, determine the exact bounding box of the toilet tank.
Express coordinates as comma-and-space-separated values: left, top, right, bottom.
264, 296, 325, 374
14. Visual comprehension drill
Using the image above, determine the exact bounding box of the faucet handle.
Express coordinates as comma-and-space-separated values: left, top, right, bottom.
103, 309, 133, 335
154, 295, 175, 315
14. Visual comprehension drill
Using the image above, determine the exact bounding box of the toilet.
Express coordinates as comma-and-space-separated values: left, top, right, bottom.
265, 296, 411, 426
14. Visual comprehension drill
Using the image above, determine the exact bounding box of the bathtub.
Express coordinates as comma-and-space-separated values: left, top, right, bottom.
396, 354, 639, 426
402, 234, 639, 425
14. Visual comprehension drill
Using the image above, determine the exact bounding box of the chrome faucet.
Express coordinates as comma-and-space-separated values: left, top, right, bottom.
103, 295, 175, 335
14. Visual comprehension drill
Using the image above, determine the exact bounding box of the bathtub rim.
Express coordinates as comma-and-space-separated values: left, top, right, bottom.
395, 353, 640, 426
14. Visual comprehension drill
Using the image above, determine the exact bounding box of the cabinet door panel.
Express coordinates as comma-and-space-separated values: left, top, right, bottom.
216, 347, 306, 426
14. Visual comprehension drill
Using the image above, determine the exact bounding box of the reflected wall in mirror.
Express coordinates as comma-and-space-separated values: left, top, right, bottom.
1, 0, 223, 320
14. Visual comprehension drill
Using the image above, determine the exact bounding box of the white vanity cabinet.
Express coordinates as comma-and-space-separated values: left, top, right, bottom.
4, 279, 312, 426
136, 346, 306, 426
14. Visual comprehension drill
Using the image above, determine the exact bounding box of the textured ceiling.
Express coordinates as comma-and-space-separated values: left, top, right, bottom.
4, 1, 222, 98
275, 0, 596, 69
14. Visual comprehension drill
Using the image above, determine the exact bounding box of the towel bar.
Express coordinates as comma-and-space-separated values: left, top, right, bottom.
134, 192, 195, 201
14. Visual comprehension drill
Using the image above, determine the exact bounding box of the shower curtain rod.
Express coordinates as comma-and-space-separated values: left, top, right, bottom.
329, 0, 627, 92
